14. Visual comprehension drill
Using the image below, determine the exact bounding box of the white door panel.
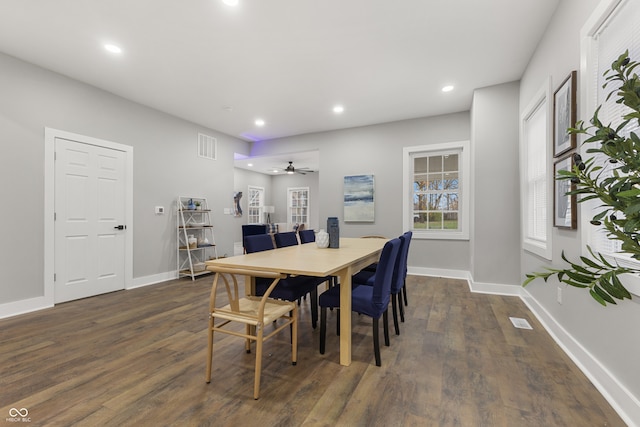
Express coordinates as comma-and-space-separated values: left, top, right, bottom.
55, 138, 126, 303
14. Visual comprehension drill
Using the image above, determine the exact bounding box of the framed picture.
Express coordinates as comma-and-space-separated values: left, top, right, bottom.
554, 155, 577, 229
344, 174, 374, 222
553, 71, 577, 157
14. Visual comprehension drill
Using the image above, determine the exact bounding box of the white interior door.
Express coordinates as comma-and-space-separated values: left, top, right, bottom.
54, 137, 127, 303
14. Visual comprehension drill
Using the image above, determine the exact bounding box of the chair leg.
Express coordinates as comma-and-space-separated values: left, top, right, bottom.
320, 307, 327, 354
373, 317, 381, 367
310, 288, 318, 329
246, 324, 252, 353
398, 290, 405, 323
254, 325, 264, 400
292, 306, 298, 366
206, 316, 214, 383
391, 294, 400, 335
402, 282, 408, 306
383, 310, 390, 346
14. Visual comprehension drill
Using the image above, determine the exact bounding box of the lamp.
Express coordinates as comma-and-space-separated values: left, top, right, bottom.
264, 206, 275, 223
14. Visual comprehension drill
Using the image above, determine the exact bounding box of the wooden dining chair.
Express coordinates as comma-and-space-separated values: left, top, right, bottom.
205, 266, 297, 400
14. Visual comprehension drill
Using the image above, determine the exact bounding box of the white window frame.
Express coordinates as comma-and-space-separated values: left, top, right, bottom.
403, 141, 470, 240
287, 187, 309, 229
580, 0, 640, 270
520, 77, 553, 259
247, 186, 264, 224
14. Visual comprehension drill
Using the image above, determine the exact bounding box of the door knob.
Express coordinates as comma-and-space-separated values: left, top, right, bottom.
114, 225, 126, 230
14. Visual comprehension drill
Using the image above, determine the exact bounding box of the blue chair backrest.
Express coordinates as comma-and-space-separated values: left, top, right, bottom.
274, 232, 299, 248
390, 231, 412, 293
244, 234, 275, 253
299, 229, 315, 243
242, 224, 267, 249
401, 231, 412, 279
372, 238, 401, 310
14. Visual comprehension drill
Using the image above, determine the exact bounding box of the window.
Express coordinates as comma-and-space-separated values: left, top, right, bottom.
288, 187, 309, 228
247, 186, 264, 224
521, 78, 552, 259
403, 141, 470, 240
582, 0, 640, 267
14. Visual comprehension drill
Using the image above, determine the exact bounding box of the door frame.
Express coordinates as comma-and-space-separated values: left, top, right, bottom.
44, 128, 133, 306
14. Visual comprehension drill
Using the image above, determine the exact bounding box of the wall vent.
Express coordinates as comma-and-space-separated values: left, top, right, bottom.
198, 133, 217, 160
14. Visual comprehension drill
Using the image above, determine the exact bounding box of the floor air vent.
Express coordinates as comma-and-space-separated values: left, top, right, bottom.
509, 317, 532, 330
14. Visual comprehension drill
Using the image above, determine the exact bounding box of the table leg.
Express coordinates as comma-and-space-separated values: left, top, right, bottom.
338, 267, 352, 366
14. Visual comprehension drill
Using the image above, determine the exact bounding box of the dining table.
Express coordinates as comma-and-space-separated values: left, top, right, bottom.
205, 237, 387, 366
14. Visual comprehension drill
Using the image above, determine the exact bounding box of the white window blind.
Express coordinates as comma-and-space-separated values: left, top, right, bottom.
525, 98, 548, 243
589, 0, 640, 261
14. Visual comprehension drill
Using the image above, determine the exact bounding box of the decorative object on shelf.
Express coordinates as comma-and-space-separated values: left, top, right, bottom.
327, 217, 340, 248
316, 229, 329, 248
344, 174, 375, 222
187, 198, 196, 210
553, 70, 577, 157
195, 201, 201, 210
525, 51, 640, 306
553, 154, 577, 229
188, 235, 197, 249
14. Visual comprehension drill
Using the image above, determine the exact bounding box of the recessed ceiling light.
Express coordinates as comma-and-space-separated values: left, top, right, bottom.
333, 105, 344, 114
222, 0, 239, 6
104, 44, 122, 54
442, 85, 454, 92
247, 163, 253, 167
255, 119, 265, 127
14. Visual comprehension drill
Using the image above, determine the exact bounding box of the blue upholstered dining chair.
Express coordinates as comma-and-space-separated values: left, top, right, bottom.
298, 229, 315, 244
274, 231, 299, 248
352, 232, 412, 336
244, 234, 320, 328
319, 238, 401, 366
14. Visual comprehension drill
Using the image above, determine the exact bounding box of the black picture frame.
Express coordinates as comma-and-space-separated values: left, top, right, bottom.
553, 71, 577, 157
554, 154, 577, 229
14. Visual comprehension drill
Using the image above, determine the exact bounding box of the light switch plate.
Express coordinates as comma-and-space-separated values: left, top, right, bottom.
155, 206, 164, 215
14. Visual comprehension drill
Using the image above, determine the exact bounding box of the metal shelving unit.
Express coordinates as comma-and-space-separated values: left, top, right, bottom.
177, 196, 218, 280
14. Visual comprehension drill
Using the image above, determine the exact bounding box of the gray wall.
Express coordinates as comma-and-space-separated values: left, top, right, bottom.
0, 51, 250, 304
250, 112, 472, 272
471, 82, 521, 285
520, 0, 640, 406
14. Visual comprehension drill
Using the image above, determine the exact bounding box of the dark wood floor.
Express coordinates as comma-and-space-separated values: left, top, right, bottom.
0, 275, 625, 426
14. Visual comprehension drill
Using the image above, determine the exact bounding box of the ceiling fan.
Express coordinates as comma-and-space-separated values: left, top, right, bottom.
282, 161, 314, 175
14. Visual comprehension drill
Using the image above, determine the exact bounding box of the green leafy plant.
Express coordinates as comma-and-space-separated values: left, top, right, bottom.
523, 51, 640, 306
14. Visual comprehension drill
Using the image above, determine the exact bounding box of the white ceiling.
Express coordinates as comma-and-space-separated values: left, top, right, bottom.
0, 0, 559, 145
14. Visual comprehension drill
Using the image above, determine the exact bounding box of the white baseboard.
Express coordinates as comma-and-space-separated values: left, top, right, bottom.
129, 270, 178, 289
410, 266, 639, 427
0, 295, 53, 320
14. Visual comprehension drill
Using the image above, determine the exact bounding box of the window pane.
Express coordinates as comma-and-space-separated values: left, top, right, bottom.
414, 157, 428, 174
428, 156, 443, 172
444, 212, 458, 229
428, 212, 442, 229
443, 172, 458, 190
414, 194, 429, 210
443, 154, 458, 172
427, 173, 442, 190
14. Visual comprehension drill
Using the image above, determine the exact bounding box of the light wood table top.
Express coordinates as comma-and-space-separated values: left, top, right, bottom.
206, 237, 387, 366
